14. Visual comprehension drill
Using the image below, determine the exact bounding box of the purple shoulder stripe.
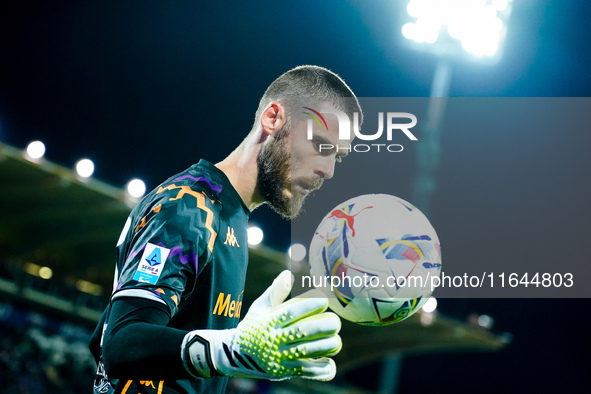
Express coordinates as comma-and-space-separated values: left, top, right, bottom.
125, 243, 147, 264
173, 175, 222, 193
161, 243, 199, 273
126, 242, 198, 274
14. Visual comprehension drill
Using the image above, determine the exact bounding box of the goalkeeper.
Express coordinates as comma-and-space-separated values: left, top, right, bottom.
89, 65, 362, 394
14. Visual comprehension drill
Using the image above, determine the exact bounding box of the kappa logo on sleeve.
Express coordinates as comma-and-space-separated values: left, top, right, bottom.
133, 243, 171, 285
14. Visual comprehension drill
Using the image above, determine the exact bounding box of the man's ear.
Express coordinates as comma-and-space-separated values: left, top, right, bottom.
260, 101, 286, 139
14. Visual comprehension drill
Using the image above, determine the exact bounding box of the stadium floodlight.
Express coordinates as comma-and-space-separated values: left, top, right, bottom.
477, 314, 494, 329
421, 297, 438, 313
76, 279, 104, 296
127, 178, 146, 198
247, 226, 264, 246
38, 266, 53, 280
402, 0, 513, 62
288, 243, 307, 262
25, 140, 46, 159
24, 262, 53, 279
403, 0, 513, 215
75, 158, 95, 178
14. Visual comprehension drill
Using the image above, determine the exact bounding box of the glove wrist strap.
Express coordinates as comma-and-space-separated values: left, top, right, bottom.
181, 330, 223, 379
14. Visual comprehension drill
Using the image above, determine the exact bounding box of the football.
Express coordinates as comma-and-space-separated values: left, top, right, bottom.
308, 194, 441, 326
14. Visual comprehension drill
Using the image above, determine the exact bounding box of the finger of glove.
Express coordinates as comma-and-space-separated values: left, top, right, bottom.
287, 311, 341, 340
250, 270, 293, 310
272, 293, 328, 325
285, 357, 337, 382
269, 270, 294, 307
286, 333, 342, 359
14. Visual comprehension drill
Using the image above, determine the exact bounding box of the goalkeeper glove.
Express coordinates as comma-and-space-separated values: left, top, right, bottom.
181, 270, 341, 381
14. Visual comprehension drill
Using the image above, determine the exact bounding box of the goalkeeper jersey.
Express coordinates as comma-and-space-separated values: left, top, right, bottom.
91, 159, 250, 394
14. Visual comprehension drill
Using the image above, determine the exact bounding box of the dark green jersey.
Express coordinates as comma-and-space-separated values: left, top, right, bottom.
92, 160, 250, 394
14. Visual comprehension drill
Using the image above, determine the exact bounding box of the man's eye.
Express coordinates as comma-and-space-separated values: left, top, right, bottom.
316, 145, 333, 156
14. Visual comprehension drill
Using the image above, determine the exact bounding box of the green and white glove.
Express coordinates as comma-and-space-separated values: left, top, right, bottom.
181, 270, 342, 381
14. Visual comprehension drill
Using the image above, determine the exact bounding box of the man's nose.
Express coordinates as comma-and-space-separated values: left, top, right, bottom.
315, 156, 335, 179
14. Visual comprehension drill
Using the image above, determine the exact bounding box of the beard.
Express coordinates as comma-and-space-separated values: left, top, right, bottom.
257, 128, 309, 219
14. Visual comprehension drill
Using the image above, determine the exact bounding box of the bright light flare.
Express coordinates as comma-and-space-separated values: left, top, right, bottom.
477, 314, 494, 328
492, 0, 508, 11
26, 140, 46, 159
422, 297, 438, 313
402, 23, 417, 40
127, 179, 146, 198
24, 262, 53, 279
247, 226, 264, 246
288, 243, 307, 262
76, 279, 104, 296
75, 158, 95, 178
402, 0, 511, 57
39, 266, 53, 280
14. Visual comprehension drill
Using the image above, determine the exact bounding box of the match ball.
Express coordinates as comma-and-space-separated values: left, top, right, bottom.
308, 194, 441, 326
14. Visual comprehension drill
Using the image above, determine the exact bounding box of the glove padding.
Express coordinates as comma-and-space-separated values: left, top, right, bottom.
182, 270, 341, 381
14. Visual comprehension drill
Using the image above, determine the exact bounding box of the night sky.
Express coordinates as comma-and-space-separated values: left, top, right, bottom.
1, 1, 590, 392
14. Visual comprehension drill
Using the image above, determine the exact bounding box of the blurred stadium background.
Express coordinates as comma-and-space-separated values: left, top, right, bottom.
0, 1, 589, 393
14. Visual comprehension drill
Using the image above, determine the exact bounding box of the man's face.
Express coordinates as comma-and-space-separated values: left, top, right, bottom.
257, 107, 351, 219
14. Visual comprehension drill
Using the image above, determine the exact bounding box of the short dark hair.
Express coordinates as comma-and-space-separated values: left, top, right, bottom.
252, 65, 363, 132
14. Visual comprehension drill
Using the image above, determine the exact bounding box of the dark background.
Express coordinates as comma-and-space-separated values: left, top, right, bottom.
1, 0, 590, 392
